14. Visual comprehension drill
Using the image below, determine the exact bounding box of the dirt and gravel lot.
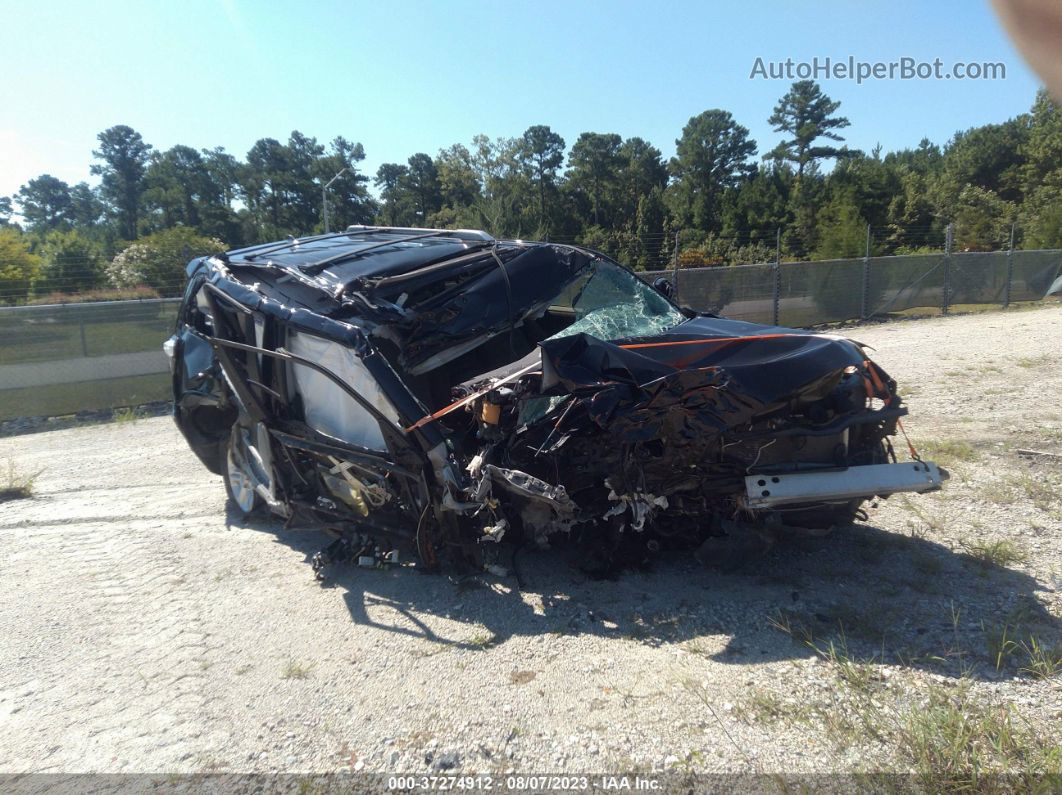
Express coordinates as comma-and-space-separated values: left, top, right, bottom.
1, 305, 1060, 781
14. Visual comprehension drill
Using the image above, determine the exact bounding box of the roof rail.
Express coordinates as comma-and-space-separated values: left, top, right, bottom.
344, 225, 495, 243
303, 228, 495, 274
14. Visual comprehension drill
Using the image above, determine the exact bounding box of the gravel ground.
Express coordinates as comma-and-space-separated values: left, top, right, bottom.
1, 305, 1060, 778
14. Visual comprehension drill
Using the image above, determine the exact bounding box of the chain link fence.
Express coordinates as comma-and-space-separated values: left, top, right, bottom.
644, 248, 1062, 326
0, 299, 178, 421
0, 250, 1059, 422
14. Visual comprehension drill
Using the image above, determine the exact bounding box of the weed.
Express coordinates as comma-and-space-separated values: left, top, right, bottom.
734, 689, 813, 726
961, 539, 1027, 570
811, 633, 881, 693
683, 638, 719, 659
505, 724, 526, 741
1016, 355, 1051, 369
112, 406, 143, 424
895, 684, 1062, 790
1018, 637, 1062, 680
410, 643, 446, 659
980, 479, 1019, 505
983, 622, 1020, 672
912, 547, 945, 576
983, 472, 1059, 511
466, 632, 497, 650
1012, 472, 1058, 511
0, 460, 41, 502
918, 438, 979, 468
899, 496, 946, 531
281, 660, 313, 679
766, 608, 814, 645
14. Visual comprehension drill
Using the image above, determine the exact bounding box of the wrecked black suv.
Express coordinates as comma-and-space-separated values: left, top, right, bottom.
165, 226, 943, 576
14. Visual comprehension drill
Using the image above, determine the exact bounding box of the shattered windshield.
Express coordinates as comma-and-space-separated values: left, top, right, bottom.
544, 260, 684, 343
520, 261, 685, 424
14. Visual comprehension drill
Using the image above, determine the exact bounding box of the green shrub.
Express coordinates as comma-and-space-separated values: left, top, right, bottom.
107, 227, 225, 296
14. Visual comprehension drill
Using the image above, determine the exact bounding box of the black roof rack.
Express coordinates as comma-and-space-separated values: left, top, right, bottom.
343, 225, 495, 242
301, 228, 495, 274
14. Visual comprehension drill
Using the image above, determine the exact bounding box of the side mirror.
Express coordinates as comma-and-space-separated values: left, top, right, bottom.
652, 277, 675, 299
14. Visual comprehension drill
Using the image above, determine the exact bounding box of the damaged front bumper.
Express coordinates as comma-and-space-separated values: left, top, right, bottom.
743, 461, 945, 509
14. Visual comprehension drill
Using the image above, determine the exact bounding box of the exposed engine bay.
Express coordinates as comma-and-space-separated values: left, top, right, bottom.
166, 226, 944, 579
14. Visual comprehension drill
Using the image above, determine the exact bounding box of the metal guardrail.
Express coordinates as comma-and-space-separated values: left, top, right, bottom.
1, 250, 1059, 422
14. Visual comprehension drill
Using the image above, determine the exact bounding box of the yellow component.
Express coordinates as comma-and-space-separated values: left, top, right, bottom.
346, 487, 370, 517
480, 401, 501, 425
321, 472, 369, 516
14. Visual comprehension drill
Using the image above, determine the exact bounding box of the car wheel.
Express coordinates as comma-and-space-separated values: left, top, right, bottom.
223, 426, 261, 515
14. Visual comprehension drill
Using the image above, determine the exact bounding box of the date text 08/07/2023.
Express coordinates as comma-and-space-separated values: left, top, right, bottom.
386, 774, 662, 791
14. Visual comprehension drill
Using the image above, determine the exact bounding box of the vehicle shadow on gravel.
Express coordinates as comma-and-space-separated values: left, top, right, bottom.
235, 507, 1059, 682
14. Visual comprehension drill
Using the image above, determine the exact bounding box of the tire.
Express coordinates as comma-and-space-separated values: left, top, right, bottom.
223, 425, 262, 516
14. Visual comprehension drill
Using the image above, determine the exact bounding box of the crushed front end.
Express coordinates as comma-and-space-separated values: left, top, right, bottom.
443, 318, 943, 574
167, 227, 944, 578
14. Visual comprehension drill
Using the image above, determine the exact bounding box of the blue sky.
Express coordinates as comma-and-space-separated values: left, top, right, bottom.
0, 0, 1044, 201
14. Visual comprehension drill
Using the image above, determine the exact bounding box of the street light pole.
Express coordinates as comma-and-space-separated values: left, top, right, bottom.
321, 167, 348, 233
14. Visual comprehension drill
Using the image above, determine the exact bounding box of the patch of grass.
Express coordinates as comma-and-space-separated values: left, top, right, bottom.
281, 660, 313, 679
980, 478, 1019, 506
912, 546, 945, 577
0, 460, 41, 502
112, 406, 144, 424
1012, 472, 1058, 511
766, 608, 815, 646
1019, 637, 1062, 680
0, 372, 170, 422
918, 438, 980, 468
983, 622, 1021, 672
812, 633, 881, 694
682, 638, 715, 659
734, 689, 814, 726
466, 632, 497, 650
900, 496, 947, 533
1016, 354, 1051, 369
896, 684, 1062, 791
961, 539, 1027, 570
410, 643, 447, 659
983, 472, 1059, 511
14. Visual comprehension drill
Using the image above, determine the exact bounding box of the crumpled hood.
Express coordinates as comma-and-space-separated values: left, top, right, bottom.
535, 316, 868, 439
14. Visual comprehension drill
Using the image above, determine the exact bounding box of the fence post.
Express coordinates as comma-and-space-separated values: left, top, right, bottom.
772, 228, 781, 325
861, 224, 871, 319
942, 222, 953, 315
1003, 222, 1015, 309
672, 229, 680, 299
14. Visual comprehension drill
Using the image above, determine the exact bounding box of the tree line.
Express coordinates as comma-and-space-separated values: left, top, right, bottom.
1, 80, 1060, 302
